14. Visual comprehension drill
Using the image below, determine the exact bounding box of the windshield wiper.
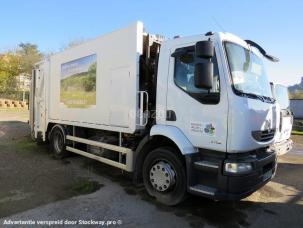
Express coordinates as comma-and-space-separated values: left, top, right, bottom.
235, 90, 264, 102
262, 96, 275, 103
236, 90, 275, 103
235, 88, 276, 103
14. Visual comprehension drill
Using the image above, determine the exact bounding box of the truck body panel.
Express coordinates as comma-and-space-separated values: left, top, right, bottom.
44, 22, 144, 134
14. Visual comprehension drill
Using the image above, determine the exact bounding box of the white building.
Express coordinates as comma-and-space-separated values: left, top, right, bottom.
17, 73, 31, 91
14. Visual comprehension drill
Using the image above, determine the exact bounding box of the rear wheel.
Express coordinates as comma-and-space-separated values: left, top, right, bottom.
142, 147, 187, 206
50, 126, 68, 158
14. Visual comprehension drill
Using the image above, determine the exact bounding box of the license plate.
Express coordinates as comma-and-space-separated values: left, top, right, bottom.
263, 170, 272, 181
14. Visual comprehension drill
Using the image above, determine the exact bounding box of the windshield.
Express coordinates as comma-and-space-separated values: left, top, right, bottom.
225, 42, 273, 99
274, 84, 290, 110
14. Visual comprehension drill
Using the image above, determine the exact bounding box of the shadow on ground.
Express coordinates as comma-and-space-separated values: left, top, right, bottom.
82, 158, 303, 228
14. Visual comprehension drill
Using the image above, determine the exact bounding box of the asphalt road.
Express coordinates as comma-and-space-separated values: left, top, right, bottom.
0, 110, 303, 228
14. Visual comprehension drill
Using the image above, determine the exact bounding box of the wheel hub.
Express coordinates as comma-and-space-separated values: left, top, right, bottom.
149, 161, 176, 192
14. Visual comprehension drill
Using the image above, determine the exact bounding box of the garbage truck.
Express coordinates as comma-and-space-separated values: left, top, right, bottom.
30, 21, 279, 205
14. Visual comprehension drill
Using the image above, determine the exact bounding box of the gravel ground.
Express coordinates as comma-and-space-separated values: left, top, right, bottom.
0, 110, 303, 228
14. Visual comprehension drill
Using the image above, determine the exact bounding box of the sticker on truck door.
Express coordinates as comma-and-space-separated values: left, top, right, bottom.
204, 123, 216, 136
190, 122, 215, 136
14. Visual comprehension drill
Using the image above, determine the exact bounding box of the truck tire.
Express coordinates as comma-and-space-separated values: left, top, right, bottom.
142, 147, 187, 206
50, 126, 68, 159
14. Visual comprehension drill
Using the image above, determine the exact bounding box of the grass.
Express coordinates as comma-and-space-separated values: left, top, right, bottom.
292, 130, 303, 136
60, 90, 96, 108
0, 108, 29, 112
0, 108, 29, 119
0, 131, 46, 153
1, 136, 48, 154
14, 137, 39, 152
71, 177, 103, 195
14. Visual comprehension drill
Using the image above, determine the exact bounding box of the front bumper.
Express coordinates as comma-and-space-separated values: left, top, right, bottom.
271, 139, 293, 156
186, 148, 277, 200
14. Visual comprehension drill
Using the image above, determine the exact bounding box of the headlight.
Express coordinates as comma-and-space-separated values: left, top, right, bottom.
224, 162, 252, 174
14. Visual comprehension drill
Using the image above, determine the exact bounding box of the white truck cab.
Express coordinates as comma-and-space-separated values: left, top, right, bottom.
30, 22, 279, 205
153, 32, 278, 201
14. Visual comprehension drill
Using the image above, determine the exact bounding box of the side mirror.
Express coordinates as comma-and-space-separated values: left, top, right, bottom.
195, 41, 214, 58
194, 62, 213, 89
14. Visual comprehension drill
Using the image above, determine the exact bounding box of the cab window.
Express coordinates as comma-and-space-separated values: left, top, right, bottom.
174, 46, 220, 104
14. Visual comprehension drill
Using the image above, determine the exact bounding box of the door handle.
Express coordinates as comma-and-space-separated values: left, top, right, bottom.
166, 110, 176, 121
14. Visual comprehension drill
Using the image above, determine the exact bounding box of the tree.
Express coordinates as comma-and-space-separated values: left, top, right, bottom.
17, 43, 43, 75
289, 91, 303, 99
0, 52, 22, 91
0, 43, 43, 92
84, 63, 96, 91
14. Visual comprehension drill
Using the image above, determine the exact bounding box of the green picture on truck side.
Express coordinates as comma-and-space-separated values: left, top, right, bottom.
60, 54, 97, 108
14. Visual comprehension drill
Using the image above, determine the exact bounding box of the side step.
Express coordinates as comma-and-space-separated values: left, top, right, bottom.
189, 184, 217, 196
66, 135, 133, 172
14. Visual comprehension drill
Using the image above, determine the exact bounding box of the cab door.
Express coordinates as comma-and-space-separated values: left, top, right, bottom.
166, 42, 229, 152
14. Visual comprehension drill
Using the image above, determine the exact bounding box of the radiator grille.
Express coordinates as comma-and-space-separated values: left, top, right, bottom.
252, 129, 275, 142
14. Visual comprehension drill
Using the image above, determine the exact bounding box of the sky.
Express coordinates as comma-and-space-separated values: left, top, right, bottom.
0, 0, 302, 86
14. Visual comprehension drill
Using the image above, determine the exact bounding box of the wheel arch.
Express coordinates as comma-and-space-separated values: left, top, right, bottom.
150, 125, 197, 155
133, 125, 197, 185
48, 123, 67, 143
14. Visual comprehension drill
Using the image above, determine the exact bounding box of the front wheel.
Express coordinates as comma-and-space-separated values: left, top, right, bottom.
142, 147, 187, 206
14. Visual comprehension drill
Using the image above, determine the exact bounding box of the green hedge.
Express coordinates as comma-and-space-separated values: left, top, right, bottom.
0, 91, 30, 103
